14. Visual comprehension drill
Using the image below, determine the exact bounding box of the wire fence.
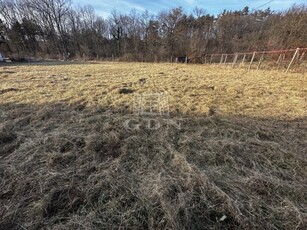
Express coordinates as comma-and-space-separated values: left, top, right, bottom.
203, 48, 307, 73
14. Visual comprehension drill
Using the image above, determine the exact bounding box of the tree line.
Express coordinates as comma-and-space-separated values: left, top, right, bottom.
0, 0, 306, 62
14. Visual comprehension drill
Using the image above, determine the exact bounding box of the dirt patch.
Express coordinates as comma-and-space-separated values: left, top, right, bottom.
44, 187, 84, 218
85, 133, 121, 162
0, 88, 19, 95
0, 131, 19, 157
0, 71, 16, 74
0, 131, 17, 145
119, 88, 134, 94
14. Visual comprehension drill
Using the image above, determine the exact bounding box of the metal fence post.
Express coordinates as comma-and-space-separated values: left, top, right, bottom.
224, 54, 228, 64
286, 48, 300, 72
232, 54, 238, 68
219, 54, 224, 65
248, 52, 256, 70
242, 54, 246, 64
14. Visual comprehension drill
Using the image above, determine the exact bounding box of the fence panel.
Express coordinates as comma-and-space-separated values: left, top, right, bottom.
203, 48, 307, 73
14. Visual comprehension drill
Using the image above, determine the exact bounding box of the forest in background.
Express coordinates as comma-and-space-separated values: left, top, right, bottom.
0, 0, 306, 62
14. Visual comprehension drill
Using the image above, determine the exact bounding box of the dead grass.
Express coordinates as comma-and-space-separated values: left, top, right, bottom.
0, 62, 306, 229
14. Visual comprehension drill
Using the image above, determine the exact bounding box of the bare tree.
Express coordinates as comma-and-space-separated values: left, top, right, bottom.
158, 7, 184, 61
0, 2, 306, 62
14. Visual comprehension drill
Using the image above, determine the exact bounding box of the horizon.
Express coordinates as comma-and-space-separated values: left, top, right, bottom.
73, 0, 307, 18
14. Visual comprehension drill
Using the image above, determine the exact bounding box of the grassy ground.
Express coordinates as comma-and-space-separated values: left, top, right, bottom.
0, 62, 306, 229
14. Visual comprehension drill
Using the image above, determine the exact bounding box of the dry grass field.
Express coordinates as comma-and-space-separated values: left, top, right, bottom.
0, 62, 306, 229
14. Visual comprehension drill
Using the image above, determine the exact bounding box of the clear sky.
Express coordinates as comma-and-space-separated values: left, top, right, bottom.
72, 0, 307, 18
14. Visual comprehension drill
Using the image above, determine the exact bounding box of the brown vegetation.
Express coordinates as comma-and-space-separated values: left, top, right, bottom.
0, 1, 306, 62
0, 62, 306, 229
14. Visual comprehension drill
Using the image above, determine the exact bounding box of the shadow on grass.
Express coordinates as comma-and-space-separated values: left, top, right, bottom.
0, 102, 306, 230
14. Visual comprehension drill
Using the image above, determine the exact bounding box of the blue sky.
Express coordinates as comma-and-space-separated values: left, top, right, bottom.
72, 0, 307, 18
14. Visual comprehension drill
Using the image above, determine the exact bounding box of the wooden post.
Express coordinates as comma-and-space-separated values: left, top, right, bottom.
232, 54, 238, 68
276, 54, 282, 64
299, 52, 305, 62
286, 48, 300, 72
257, 52, 264, 70
283, 53, 286, 69
220, 54, 224, 65
248, 52, 256, 70
300, 51, 305, 73
210, 54, 213, 64
277, 53, 282, 69
241, 54, 246, 64
224, 54, 228, 64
